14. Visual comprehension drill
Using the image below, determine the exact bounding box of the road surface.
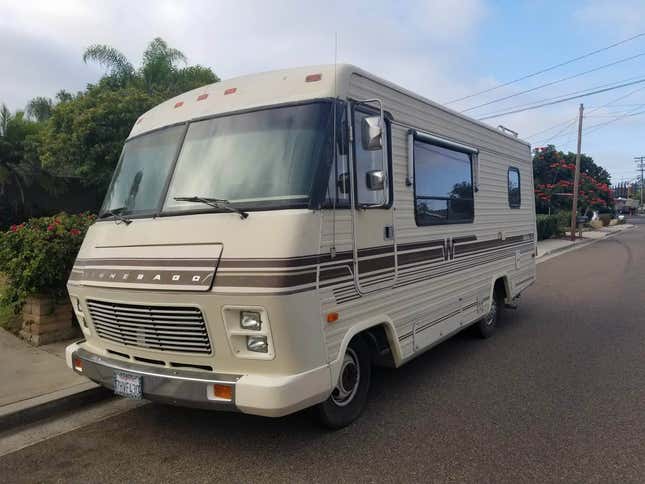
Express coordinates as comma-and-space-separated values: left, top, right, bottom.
1, 219, 644, 483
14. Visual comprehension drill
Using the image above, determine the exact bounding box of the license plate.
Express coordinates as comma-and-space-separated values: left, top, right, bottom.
113, 371, 143, 399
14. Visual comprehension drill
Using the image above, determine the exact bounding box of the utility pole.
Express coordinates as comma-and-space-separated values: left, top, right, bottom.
570, 104, 584, 241
635, 156, 645, 208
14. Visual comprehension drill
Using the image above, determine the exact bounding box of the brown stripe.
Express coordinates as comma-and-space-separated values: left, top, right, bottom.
214, 271, 316, 288
75, 258, 219, 268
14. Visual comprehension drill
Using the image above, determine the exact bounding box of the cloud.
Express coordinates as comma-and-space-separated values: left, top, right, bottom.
575, 0, 645, 35
0, 0, 487, 110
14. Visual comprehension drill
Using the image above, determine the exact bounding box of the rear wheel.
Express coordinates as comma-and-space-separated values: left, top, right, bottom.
476, 290, 503, 338
316, 336, 371, 429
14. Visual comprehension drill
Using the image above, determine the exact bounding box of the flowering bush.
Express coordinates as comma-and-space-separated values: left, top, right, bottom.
0, 212, 95, 312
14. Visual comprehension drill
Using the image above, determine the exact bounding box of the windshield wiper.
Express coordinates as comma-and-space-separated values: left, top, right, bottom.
98, 207, 133, 225
174, 196, 249, 219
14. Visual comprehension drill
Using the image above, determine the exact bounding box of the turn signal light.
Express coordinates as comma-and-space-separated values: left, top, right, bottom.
213, 384, 233, 401
73, 357, 83, 372
326, 312, 339, 323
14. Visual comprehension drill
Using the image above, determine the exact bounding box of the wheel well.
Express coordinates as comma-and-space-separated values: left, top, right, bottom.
358, 324, 395, 368
494, 277, 508, 301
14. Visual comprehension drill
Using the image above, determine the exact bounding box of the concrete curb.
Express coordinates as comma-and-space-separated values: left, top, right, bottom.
0, 382, 113, 433
537, 224, 635, 263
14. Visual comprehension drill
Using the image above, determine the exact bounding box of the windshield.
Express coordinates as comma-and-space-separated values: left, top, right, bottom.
164, 102, 332, 212
100, 125, 184, 215
99, 102, 333, 218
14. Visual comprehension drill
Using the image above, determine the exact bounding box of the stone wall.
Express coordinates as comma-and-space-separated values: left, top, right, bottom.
20, 296, 80, 346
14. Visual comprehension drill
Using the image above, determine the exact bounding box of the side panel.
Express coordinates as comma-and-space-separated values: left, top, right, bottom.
319, 73, 536, 365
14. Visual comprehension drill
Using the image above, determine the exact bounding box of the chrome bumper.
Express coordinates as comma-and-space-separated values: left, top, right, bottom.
72, 347, 241, 411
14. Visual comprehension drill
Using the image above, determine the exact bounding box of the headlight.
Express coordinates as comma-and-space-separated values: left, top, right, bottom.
247, 335, 268, 353
240, 311, 262, 331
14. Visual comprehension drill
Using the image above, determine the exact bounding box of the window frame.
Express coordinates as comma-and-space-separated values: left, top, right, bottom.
412, 134, 476, 226
350, 103, 394, 210
508, 166, 521, 209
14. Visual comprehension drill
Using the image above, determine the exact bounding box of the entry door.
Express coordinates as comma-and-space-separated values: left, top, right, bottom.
351, 105, 397, 293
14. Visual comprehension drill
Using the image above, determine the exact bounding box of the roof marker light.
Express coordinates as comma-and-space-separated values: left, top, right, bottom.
197, 93, 209, 101
224, 88, 237, 95
305, 73, 322, 82
174, 101, 184, 108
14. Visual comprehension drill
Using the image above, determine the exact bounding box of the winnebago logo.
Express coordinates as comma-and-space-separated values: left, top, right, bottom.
69, 258, 219, 291
443, 238, 456, 261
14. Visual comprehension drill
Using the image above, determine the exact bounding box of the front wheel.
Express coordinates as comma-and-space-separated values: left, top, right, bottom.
316, 336, 371, 429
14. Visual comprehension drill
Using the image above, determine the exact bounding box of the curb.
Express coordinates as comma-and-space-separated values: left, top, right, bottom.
537, 225, 634, 262
0, 383, 113, 433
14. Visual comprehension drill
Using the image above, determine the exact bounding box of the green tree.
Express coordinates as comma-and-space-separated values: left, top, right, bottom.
0, 105, 43, 218
39, 37, 219, 192
26, 96, 54, 122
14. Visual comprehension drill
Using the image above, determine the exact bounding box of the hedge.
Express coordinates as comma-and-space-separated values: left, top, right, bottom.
536, 214, 563, 241
0, 212, 95, 312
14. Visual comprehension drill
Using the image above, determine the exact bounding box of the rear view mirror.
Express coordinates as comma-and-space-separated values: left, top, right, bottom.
366, 170, 385, 191
361, 116, 382, 151
337, 172, 350, 194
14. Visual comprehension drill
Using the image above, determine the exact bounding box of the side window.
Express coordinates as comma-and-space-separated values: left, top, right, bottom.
508, 167, 521, 208
324, 105, 350, 208
413, 139, 474, 225
354, 109, 390, 207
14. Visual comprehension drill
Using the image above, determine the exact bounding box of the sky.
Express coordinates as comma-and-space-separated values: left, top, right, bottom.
1, 0, 644, 184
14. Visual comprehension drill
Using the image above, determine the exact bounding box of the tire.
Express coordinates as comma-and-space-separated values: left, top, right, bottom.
476, 290, 503, 339
316, 336, 372, 429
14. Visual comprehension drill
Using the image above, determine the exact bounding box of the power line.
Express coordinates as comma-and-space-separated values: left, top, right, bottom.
477, 74, 645, 120
444, 31, 645, 105
534, 118, 579, 145
461, 51, 645, 113
477, 76, 645, 121
526, 84, 645, 141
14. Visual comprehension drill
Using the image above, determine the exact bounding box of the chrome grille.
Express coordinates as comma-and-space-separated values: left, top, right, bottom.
87, 300, 211, 354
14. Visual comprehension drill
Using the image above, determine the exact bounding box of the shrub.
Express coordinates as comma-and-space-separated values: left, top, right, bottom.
598, 214, 611, 226
555, 210, 572, 231
0, 212, 95, 312
536, 214, 563, 240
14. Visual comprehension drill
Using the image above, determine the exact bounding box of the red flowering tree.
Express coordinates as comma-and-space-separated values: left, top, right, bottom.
533, 145, 613, 215
0, 212, 95, 311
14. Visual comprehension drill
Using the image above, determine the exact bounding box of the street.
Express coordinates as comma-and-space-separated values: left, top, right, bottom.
1, 219, 644, 483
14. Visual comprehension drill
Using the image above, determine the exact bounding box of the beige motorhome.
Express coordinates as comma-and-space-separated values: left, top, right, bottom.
66, 64, 536, 428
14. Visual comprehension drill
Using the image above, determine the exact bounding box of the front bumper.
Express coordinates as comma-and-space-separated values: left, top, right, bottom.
66, 342, 332, 417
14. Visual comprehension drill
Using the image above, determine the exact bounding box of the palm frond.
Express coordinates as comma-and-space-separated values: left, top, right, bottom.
83, 44, 134, 77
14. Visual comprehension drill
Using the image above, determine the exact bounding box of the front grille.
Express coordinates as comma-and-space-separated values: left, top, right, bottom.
87, 299, 212, 354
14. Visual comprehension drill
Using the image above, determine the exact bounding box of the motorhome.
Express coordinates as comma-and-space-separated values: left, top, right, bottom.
65, 64, 536, 428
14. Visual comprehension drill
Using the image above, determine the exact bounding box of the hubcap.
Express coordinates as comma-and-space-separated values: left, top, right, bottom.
331, 348, 360, 407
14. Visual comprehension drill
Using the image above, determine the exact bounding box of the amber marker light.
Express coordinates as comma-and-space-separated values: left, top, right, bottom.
326, 312, 339, 323
213, 384, 233, 401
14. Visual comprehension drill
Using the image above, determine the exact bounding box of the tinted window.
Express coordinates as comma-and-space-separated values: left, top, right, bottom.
164, 103, 332, 213
508, 167, 521, 208
101, 125, 184, 216
413, 140, 474, 225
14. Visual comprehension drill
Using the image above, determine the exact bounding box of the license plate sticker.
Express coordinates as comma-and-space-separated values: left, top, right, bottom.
113, 371, 143, 399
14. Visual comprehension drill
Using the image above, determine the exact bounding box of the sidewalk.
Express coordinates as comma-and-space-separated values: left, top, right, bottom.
0, 329, 107, 431
537, 223, 634, 260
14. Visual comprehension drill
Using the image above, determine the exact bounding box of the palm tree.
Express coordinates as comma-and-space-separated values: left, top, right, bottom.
82, 37, 214, 94
83, 44, 135, 80
26, 97, 54, 122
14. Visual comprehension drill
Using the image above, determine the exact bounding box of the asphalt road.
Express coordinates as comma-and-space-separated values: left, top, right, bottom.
2, 219, 644, 483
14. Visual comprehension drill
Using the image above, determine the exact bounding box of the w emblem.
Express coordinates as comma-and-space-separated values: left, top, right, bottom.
443, 238, 456, 261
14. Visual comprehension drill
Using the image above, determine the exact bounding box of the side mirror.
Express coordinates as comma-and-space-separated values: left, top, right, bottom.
366, 170, 385, 191
337, 172, 350, 194
361, 116, 383, 151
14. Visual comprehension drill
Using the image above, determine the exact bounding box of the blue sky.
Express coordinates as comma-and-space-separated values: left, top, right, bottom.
1, 0, 644, 184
